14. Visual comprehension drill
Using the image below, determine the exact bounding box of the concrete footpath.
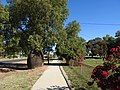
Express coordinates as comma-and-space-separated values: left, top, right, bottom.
31, 60, 69, 90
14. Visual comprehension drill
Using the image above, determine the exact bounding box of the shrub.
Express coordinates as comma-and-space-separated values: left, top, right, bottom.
88, 45, 120, 90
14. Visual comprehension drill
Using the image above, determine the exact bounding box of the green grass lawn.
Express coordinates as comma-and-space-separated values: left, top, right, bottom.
63, 65, 98, 90
84, 58, 103, 67
0, 72, 36, 90
63, 59, 104, 90
0, 66, 47, 90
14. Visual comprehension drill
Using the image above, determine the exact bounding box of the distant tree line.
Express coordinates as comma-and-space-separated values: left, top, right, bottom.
86, 30, 120, 59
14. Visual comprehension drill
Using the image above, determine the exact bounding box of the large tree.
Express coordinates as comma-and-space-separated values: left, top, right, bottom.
9, 0, 68, 68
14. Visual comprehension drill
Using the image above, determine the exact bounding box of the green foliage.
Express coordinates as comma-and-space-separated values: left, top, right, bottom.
56, 21, 86, 60
0, 35, 3, 51
28, 34, 43, 51
115, 37, 120, 46
0, 3, 10, 56
86, 37, 107, 57
9, 0, 68, 55
103, 35, 115, 46
65, 20, 80, 37
115, 30, 120, 37
0, 4, 9, 22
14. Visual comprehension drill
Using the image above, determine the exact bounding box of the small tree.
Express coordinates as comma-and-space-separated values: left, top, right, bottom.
56, 21, 86, 65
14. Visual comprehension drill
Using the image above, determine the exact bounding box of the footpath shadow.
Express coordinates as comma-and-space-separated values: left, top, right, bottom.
47, 85, 69, 90
0, 62, 28, 70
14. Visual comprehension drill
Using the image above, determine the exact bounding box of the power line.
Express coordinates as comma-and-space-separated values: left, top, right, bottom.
80, 23, 120, 26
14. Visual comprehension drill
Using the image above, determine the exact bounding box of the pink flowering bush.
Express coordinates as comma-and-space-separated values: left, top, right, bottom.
88, 46, 120, 90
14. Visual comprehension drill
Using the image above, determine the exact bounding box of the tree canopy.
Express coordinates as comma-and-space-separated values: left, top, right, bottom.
115, 30, 120, 37
56, 20, 86, 61
9, 0, 68, 55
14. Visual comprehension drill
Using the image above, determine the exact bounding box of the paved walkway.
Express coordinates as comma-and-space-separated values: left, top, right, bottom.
31, 60, 69, 90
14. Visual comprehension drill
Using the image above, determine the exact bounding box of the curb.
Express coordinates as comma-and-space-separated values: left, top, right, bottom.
59, 66, 75, 90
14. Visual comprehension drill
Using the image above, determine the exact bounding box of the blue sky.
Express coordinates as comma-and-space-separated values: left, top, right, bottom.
2, 0, 120, 41
66, 0, 120, 40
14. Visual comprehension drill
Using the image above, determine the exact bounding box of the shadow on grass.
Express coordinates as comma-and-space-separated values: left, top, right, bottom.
85, 56, 102, 59
0, 62, 28, 70
47, 85, 86, 90
44, 58, 61, 60
44, 63, 68, 66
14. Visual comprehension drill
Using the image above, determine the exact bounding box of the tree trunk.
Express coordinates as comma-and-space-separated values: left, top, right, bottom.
47, 51, 50, 64
27, 50, 44, 69
27, 51, 33, 69
66, 59, 70, 65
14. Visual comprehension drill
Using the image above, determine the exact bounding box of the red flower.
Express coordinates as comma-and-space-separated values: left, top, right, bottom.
110, 47, 119, 52
101, 71, 109, 77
